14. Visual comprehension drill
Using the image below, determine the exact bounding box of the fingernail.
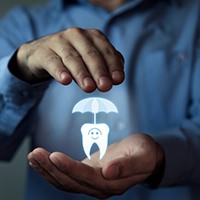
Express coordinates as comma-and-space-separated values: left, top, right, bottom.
60, 71, 66, 79
83, 77, 94, 87
82, 77, 96, 92
98, 76, 112, 91
60, 71, 72, 84
29, 161, 38, 168
112, 71, 124, 84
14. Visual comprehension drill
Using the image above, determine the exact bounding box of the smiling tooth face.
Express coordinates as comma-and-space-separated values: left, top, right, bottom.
88, 128, 102, 140
81, 123, 109, 159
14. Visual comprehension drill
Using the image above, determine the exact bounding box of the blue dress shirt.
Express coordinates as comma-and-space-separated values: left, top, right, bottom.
0, 0, 200, 199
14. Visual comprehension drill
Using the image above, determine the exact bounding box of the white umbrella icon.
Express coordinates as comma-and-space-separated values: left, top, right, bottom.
72, 97, 118, 124
72, 97, 118, 159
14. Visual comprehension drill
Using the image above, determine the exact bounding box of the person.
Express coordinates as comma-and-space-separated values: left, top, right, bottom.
0, 0, 200, 199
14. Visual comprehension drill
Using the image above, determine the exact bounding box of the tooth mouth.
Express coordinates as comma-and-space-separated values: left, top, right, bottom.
91, 136, 99, 139
81, 123, 109, 159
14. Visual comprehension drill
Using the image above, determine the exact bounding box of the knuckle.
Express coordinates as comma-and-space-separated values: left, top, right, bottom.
19, 43, 37, 61
51, 32, 65, 43
45, 54, 60, 64
102, 47, 117, 57
75, 69, 88, 80
85, 47, 100, 57
89, 29, 106, 39
94, 68, 108, 77
65, 27, 84, 36
18, 43, 28, 55
63, 49, 81, 61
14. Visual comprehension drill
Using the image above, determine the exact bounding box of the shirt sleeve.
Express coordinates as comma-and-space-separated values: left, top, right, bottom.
0, 53, 49, 161
0, 6, 47, 160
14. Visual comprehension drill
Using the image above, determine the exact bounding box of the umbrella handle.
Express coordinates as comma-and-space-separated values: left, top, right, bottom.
94, 113, 96, 124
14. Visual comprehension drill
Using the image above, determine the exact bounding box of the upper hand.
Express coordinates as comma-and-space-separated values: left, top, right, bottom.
27, 134, 164, 199
14, 28, 124, 92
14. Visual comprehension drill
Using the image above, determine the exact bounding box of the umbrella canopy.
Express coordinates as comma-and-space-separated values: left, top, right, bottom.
72, 97, 118, 124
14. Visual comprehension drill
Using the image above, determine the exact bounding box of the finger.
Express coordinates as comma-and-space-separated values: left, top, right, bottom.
28, 149, 88, 194
50, 152, 105, 188
106, 50, 124, 85
33, 48, 73, 85
53, 43, 97, 92
27, 149, 64, 190
66, 28, 113, 92
49, 152, 110, 198
29, 149, 109, 198
32, 150, 144, 197
89, 30, 125, 85
102, 155, 152, 180
50, 152, 145, 196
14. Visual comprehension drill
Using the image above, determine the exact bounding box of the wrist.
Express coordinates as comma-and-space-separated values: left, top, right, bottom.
8, 48, 43, 84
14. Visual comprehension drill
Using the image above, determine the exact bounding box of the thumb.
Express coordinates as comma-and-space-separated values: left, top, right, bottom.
102, 156, 136, 180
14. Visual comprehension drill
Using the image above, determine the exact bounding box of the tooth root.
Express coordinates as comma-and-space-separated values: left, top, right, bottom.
96, 124, 109, 160
82, 135, 92, 159
98, 139, 108, 160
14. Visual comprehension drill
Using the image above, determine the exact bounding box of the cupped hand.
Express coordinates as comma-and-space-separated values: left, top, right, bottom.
27, 134, 164, 199
14, 28, 124, 92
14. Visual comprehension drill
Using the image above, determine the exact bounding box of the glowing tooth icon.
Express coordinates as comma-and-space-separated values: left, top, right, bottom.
72, 97, 118, 159
81, 124, 109, 159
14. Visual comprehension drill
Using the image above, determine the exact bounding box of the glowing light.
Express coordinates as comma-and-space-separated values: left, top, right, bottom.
72, 97, 118, 159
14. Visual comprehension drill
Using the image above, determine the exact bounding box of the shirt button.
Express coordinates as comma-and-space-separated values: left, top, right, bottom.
0, 94, 4, 109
